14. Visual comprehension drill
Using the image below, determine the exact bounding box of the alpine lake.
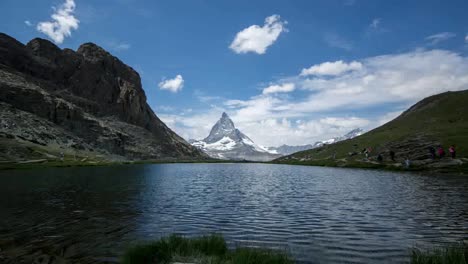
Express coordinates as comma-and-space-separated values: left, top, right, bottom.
0, 163, 467, 263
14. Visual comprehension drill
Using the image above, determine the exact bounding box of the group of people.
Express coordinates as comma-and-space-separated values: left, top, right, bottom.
428, 145, 456, 159
360, 144, 457, 169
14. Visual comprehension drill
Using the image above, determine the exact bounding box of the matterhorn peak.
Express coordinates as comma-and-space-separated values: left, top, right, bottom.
204, 112, 236, 143
191, 112, 280, 161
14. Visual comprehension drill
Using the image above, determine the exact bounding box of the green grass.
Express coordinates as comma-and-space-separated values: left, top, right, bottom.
121, 235, 293, 264
411, 243, 468, 264
0, 157, 240, 171
275, 90, 468, 174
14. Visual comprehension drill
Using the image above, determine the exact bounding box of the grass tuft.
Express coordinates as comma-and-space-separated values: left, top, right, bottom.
121, 234, 292, 264
411, 243, 468, 264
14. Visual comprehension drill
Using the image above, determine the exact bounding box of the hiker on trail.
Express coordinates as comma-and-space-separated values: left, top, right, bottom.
389, 150, 395, 161
405, 157, 411, 169
428, 146, 436, 159
437, 146, 446, 158
449, 145, 456, 159
377, 153, 383, 162
364, 147, 372, 159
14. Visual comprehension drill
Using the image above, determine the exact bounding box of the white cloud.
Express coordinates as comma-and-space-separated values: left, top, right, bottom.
370, 18, 381, 29
158, 75, 184, 93
425, 32, 456, 45
292, 49, 468, 113
24, 20, 33, 27
161, 49, 468, 147
319, 117, 370, 128
324, 33, 352, 51
300, 60, 362, 76
262, 83, 295, 94
37, 0, 79, 44
229, 15, 287, 54
465, 34, 468, 43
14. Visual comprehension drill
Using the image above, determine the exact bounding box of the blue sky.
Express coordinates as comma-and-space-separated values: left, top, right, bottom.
1, 0, 468, 146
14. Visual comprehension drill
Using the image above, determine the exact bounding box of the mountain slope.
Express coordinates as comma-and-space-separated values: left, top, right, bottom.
192, 113, 281, 161
275, 90, 468, 169
0, 33, 205, 162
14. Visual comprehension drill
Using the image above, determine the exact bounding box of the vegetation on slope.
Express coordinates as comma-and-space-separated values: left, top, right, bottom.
275, 90, 468, 173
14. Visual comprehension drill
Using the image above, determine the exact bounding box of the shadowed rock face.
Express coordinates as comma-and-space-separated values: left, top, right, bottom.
0, 33, 205, 161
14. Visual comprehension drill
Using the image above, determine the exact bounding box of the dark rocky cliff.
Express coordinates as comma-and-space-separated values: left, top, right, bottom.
0, 33, 205, 161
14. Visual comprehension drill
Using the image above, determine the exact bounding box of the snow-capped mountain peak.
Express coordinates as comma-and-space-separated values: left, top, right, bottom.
191, 113, 280, 161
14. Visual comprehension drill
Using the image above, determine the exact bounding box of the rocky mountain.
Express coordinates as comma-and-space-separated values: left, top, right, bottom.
191, 113, 281, 161
268, 128, 364, 155
0, 33, 205, 162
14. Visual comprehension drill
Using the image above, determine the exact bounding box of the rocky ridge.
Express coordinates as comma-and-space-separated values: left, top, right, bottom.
0, 33, 205, 162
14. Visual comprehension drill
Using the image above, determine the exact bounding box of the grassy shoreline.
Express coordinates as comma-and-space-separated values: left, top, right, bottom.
271, 158, 468, 175
0, 155, 468, 175
122, 235, 293, 264
122, 235, 467, 264
0, 157, 264, 171
2, 157, 467, 175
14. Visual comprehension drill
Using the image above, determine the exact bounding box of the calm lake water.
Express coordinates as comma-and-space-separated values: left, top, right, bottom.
0, 163, 467, 263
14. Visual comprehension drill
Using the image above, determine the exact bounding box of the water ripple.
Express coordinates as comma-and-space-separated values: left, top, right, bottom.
0, 163, 467, 263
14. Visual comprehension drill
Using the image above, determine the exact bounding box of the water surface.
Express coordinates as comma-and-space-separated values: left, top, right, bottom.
0, 163, 467, 263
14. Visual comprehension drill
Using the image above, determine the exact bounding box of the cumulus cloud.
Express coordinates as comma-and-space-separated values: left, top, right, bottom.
262, 83, 295, 94
37, 0, 79, 44
291, 49, 468, 114
425, 32, 456, 45
158, 75, 184, 93
229, 15, 287, 54
300, 60, 362, 76
161, 49, 468, 147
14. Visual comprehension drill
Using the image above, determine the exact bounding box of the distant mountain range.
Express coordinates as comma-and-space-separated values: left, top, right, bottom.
191, 112, 365, 160
191, 113, 281, 161
267, 128, 364, 155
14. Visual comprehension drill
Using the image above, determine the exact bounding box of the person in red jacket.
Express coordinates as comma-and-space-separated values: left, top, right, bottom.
437, 146, 446, 158
449, 145, 456, 159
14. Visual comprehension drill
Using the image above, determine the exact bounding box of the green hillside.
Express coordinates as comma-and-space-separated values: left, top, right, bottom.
275, 90, 468, 173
